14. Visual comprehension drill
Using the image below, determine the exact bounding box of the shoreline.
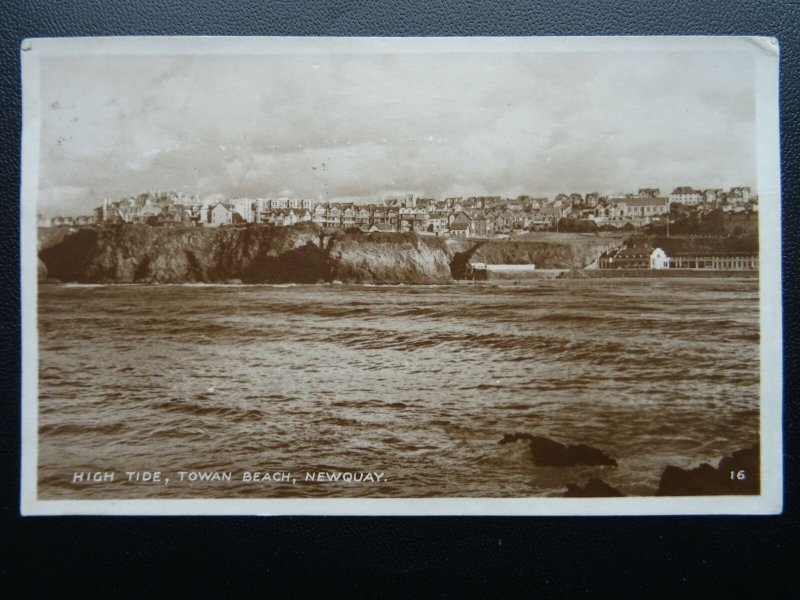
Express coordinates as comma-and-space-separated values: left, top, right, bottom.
584, 269, 758, 279
38, 274, 759, 289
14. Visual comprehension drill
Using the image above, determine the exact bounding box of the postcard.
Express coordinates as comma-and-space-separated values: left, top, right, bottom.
20, 36, 782, 515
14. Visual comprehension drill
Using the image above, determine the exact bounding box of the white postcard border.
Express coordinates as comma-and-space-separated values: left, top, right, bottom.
19, 35, 783, 516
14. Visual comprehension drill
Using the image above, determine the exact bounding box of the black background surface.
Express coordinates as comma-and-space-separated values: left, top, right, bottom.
1, 1, 797, 597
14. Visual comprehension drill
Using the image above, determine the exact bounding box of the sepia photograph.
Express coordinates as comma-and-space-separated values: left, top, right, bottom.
19, 36, 782, 515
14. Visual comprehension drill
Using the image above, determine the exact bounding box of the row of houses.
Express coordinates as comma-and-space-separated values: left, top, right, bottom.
40, 186, 757, 235
668, 186, 752, 206
239, 191, 753, 235
43, 214, 99, 226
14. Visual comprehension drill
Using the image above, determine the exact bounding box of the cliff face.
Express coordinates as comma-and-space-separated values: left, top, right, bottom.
38, 225, 454, 284
329, 232, 453, 284
469, 241, 577, 268
448, 237, 614, 278
38, 225, 617, 284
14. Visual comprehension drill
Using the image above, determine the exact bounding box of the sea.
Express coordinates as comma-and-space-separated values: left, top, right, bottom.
36, 279, 760, 499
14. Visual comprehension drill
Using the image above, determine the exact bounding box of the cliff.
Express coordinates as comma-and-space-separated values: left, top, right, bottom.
448, 233, 622, 278
328, 231, 453, 284
38, 225, 621, 284
469, 241, 577, 268
38, 224, 453, 285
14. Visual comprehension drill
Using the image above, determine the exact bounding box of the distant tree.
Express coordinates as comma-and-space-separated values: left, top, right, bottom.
698, 208, 725, 235
555, 218, 598, 233
670, 202, 686, 215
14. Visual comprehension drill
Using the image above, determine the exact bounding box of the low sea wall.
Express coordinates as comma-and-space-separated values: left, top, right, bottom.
587, 269, 758, 278
472, 268, 567, 281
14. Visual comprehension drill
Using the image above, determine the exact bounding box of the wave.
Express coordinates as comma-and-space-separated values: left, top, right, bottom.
35, 280, 761, 499
150, 398, 268, 422
39, 422, 127, 435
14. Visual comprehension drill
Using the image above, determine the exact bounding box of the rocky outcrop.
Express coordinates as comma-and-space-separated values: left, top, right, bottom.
328, 232, 453, 284
656, 445, 759, 496
38, 225, 627, 284
469, 241, 577, 269
38, 224, 454, 285
38, 226, 74, 252
447, 234, 624, 278
564, 478, 624, 497
448, 241, 487, 279
500, 433, 617, 467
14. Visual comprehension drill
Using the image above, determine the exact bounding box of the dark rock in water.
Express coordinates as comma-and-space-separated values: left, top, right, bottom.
499, 433, 531, 445
656, 445, 759, 496
530, 438, 618, 467
499, 433, 617, 467
564, 478, 624, 497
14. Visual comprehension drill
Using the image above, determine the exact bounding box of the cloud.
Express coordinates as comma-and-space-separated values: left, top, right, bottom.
37, 185, 93, 215
36, 47, 757, 214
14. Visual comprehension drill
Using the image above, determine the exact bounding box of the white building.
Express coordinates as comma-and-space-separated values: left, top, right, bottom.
427, 212, 449, 233
728, 187, 751, 206
670, 186, 703, 205
207, 203, 232, 227
269, 197, 289, 210
624, 197, 669, 223
650, 248, 669, 269
312, 205, 326, 227
703, 189, 723, 203
229, 198, 256, 222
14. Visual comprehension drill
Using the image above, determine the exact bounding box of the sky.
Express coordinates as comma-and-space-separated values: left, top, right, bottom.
36, 47, 757, 214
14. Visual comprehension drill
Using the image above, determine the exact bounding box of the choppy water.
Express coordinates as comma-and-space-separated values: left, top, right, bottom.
37, 279, 760, 499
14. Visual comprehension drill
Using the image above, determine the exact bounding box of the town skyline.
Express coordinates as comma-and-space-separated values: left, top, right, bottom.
38, 46, 757, 214
39, 182, 758, 220
41, 184, 756, 239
